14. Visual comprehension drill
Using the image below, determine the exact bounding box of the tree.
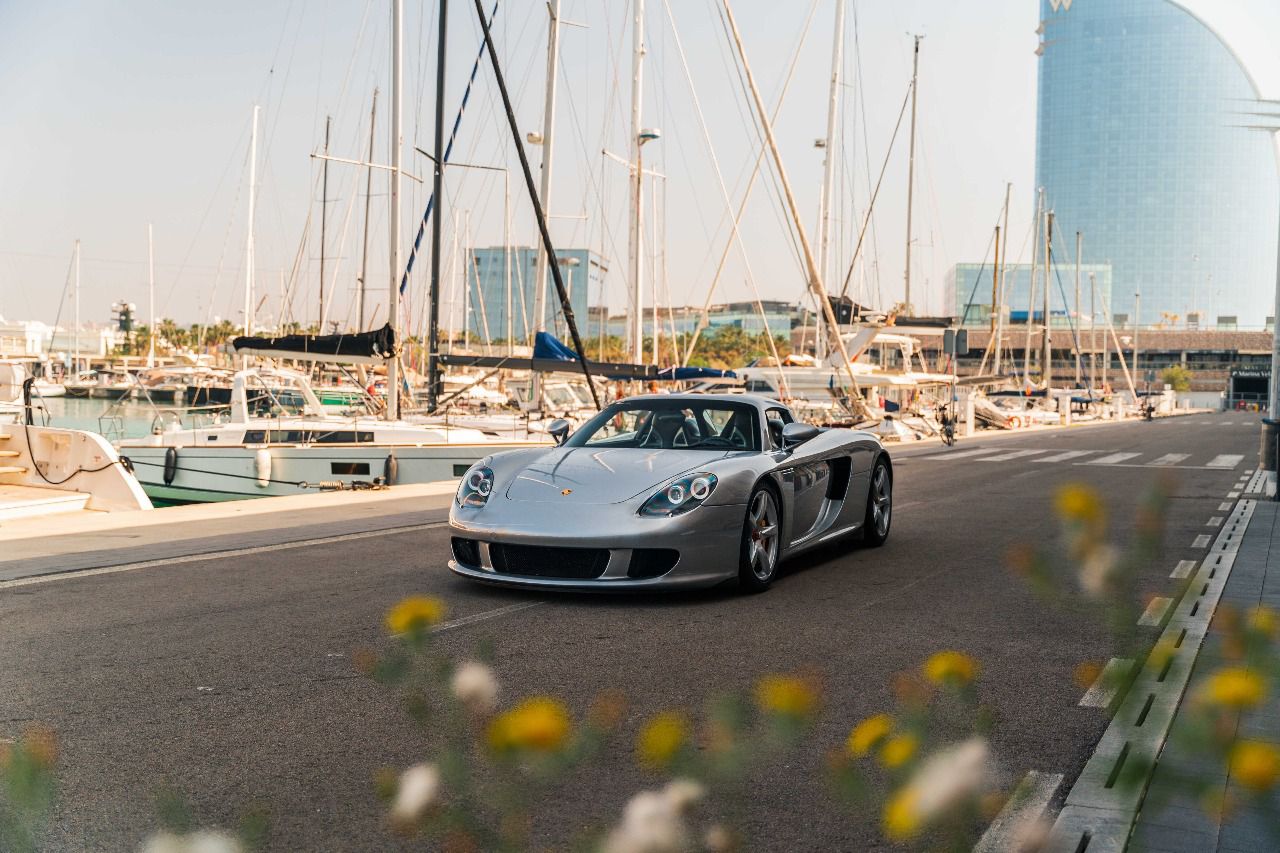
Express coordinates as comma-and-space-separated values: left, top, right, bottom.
1160, 364, 1192, 392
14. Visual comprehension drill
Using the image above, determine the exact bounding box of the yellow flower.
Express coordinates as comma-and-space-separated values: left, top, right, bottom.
1230, 740, 1280, 791
487, 697, 571, 753
1247, 606, 1278, 640
637, 712, 689, 769
1055, 483, 1103, 525
847, 714, 895, 757
385, 596, 446, 634
923, 651, 979, 687
883, 787, 923, 842
754, 674, 820, 718
1202, 668, 1267, 709
879, 734, 919, 769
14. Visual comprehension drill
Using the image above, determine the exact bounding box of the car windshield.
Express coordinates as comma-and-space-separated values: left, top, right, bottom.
566, 400, 761, 451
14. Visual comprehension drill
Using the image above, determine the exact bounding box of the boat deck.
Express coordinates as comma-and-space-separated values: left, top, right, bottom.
0, 484, 93, 523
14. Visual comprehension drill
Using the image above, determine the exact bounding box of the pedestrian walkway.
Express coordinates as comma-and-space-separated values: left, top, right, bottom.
1128, 493, 1280, 851
918, 447, 1250, 470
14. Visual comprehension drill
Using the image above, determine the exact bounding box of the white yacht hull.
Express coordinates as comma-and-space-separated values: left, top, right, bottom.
119, 442, 512, 503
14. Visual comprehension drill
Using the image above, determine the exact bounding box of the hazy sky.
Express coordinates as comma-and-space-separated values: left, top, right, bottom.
1, 0, 1277, 333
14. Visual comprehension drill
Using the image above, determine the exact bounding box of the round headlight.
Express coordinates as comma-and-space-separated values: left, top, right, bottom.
689, 477, 711, 500
666, 483, 687, 505
468, 470, 489, 492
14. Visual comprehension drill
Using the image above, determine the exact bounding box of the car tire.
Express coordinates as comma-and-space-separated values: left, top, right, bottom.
738, 485, 782, 592
863, 457, 892, 547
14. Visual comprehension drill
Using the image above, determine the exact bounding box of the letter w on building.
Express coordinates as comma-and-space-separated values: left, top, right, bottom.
1049, 0, 1073, 11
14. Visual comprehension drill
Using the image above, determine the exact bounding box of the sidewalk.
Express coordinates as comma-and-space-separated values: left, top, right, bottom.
1129, 491, 1280, 851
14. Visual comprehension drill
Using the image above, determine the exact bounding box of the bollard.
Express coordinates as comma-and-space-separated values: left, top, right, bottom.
964, 395, 975, 437
1058, 395, 1072, 426
1261, 419, 1276, 470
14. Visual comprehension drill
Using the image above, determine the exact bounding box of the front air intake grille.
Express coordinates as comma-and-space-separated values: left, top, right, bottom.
627, 549, 680, 579
451, 537, 481, 566
489, 543, 610, 579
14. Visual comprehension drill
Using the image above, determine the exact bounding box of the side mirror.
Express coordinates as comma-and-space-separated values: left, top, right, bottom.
780, 421, 819, 449
547, 418, 571, 446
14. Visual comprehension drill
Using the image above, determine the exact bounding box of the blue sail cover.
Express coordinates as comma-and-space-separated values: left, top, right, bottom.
532, 331, 581, 361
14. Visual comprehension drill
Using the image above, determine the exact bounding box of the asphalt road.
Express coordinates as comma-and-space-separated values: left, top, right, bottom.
2, 412, 1262, 851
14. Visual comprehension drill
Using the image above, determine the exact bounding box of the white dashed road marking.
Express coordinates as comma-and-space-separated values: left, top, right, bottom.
1219, 502, 1234, 511
1208, 517, 1224, 528
1207, 454, 1244, 469
979, 449, 1051, 462
1138, 597, 1173, 627
1037, 450, 1099, 463
974, 771, 1065, 853
1171, 560, 1197, 579
1079, 658, 1133, 708
1087, 453, 1142, 465
1149, 453, 1190, 466
1192, 534, 1212, 548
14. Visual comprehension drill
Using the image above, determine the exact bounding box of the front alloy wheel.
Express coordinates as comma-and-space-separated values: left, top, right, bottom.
739, 487, 781, 592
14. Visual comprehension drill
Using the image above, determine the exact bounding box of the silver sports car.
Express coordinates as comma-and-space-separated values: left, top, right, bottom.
447, 394, 892, 592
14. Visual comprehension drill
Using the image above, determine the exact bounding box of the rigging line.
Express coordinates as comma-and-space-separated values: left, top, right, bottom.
837, 81, 913, 302
42, 248, 76, 359
1047, 216, 1085, 376
659, 0, 800, 386
957, 207, 1004, 328
682, 0, 821, 365
851, 0, 883, 307
399, 0, 500, 298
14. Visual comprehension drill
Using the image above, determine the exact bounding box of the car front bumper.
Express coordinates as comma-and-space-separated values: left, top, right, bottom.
447, 499, 745, 590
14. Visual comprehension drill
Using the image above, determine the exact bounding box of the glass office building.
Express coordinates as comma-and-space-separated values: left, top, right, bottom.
468, 247, 606, 342
950, 262, 1113, 328
1036, 0, 1278, 328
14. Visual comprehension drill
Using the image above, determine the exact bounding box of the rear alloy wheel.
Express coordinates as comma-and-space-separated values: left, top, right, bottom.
863, 458, 892, 547
738, 486, 781, 592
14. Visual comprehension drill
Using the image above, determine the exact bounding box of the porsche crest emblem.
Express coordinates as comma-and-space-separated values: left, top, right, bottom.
561, 488, 573, 496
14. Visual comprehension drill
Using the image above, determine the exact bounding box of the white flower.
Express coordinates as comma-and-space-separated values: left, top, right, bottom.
1079, 544, 1119, 597
662, 779, 705, 813
391, 763, 441, 823
140, 833, 186, 853
451, 661, 499, 714
901, 737, 991, 827
183, 832, 245, 853
139, 831, 243, 853
603, 783, 699, 853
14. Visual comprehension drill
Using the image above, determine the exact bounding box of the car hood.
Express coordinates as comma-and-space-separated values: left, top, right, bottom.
503, 447, 730, 504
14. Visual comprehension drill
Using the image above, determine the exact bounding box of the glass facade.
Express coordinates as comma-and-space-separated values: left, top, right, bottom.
468, 247, 605, 342
950, 262, 1113, 328
1036, 0, 1278, 328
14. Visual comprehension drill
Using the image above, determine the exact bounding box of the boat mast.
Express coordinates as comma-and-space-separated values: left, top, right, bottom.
530, 0, 562, 405
147, 223, 156, 368
1024, 188, 1042, 385
244, 104, 259, 341
1074, 230, 1082, 385
628, 0, 646, 364
321, 115, 331, 331
359, 91, 378, 330
816, 0, 846, 357
389, 0, 404, 419
1043, 210, 1053, 389
719, 0, 864, 409
73, 239, 80, 375
903, 34, 921, 314
995, 181, 1011, 374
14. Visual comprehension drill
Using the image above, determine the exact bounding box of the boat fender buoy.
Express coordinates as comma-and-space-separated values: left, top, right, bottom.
384, 452, 399, 486
163, 447, 179, 485
255, 448, 272, 488
1007, 416, 1023, 429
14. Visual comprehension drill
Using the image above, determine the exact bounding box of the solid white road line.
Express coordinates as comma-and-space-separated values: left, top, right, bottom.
1207, 454, 1245, 469
1087, 452, 1142, 465
1149, 453, 1191, 466
1079, 658, 1134, 708
979, 449, 1052, 462
1171, 560, 1198, 579
1037, 450, 1099, 463
974, 771, 1065, 853
1208, 516, 1224, 528
1192, 534, 1212, 548
0, 522, 449, 590
1138, 597, 1173, 627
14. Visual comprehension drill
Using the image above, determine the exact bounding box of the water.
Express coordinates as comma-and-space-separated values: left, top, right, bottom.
38, 396, 174, 441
